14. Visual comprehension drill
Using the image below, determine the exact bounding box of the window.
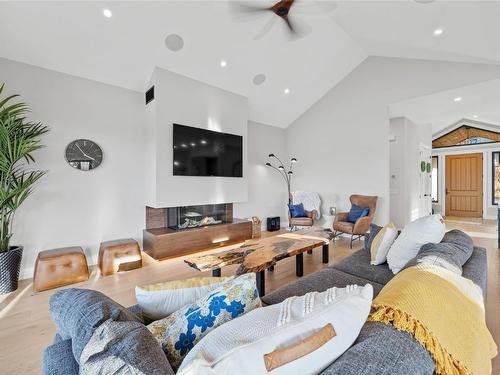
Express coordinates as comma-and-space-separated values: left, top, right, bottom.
431, 156, 439, 202
493, 152, 500, 205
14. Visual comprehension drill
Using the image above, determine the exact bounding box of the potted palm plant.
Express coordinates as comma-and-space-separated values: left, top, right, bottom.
0, 84, 48, 294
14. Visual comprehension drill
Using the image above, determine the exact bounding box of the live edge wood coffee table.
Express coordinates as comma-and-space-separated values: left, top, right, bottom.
185, 228, 333, 296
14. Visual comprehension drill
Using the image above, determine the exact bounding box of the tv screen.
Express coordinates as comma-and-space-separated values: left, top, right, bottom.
173, 124, 243, 177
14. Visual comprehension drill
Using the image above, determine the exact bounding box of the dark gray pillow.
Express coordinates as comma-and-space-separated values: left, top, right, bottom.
80, 319, 175, 375
364, 224, 383, 251
404, 229, 473, 273
49, 288, 142, 363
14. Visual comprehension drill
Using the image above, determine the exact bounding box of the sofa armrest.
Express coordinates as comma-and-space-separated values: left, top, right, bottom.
336, 212, 349, 222
43, 338, 79, 375
353, 216, 372, 235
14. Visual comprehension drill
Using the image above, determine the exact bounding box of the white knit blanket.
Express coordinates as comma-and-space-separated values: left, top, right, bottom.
292, 191, 321, 219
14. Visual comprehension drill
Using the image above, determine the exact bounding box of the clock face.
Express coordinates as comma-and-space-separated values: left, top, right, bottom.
65, 139, 103, 171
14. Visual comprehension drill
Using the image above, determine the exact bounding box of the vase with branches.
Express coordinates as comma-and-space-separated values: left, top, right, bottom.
0, 84, 48, 294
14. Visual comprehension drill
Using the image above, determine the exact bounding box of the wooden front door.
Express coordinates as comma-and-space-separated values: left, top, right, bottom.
445, 153, 483, 217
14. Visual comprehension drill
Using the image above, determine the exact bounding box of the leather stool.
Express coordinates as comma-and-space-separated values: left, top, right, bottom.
33, 247, 89, 292
98, 238, 142, 276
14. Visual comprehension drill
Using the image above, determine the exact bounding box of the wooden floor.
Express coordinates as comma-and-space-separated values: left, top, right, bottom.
0, 219, 498, 374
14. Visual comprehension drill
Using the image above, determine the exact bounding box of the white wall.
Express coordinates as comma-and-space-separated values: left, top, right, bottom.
0, 57, 146, 279
285, 56, 500, 226
150, 68, 249, 208
389, 117, 432, 228
233, 121, 288, 227
432, 143, 500, 219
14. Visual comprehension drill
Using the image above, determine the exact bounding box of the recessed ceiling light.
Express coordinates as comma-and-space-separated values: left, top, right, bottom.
284, 88, 290, 95
415, 0, 436, 3
473, 115, 479, 119
433, 28, 444, 36
252, 74, 266, 85
454, 97, 462, 102
165, 34, 184, 52
220, 60, 227, 68
103, 9, 112, 18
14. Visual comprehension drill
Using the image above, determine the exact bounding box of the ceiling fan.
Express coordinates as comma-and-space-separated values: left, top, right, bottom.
229, 0, 337, 40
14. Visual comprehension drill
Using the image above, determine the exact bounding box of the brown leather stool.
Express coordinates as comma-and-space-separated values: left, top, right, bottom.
98, 239, 142, 276
33, 247, 89, 292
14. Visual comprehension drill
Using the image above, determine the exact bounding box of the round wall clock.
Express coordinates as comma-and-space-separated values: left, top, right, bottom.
65, 139, 103, 171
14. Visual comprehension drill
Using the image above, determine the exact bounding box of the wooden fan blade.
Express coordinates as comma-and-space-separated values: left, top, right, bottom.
253, 15, 279, 40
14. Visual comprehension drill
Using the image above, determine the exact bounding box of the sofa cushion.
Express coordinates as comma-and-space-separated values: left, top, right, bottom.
463, 247, 487, 298
364, 224, 383, 251
178, 285, 373, 375
322, 321, 435, 374
49, 288, 142, 362
404, 229, 473, 273
42, 337, 79, 375
330, 248, 394, 285
386, 214, 446, 274
80, 319, 175, 375
147, 273, 261, 370
261, 268, 384, 306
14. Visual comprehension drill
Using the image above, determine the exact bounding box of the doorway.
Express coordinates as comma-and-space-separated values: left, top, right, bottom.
445, 153, 483, 217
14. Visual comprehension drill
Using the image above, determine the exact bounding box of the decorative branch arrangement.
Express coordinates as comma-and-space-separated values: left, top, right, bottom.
265, 154, 297, 204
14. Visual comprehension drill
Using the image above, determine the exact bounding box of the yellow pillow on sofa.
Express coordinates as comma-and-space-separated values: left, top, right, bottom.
136, 276, 232, 320
370, 223, 398, 265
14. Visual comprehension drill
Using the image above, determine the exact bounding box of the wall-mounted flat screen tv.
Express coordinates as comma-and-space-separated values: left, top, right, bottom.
173, 124, 243, 177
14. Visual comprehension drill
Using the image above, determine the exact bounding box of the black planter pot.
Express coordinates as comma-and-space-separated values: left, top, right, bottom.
0, 246, 23, 294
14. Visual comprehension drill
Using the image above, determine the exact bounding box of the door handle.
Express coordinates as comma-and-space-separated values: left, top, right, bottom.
445, 188, 449, 195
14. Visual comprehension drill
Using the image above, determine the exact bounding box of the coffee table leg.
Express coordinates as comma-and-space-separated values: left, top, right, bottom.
267, 265, 274, 272
322, 244, 329, 264
296, 253, 304, 277
256, 270, 265, 296
212, 268, 221, 277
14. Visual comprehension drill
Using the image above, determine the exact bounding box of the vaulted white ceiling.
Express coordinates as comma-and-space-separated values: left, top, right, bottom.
1, 1, 500, 128
389, 78, 500, 135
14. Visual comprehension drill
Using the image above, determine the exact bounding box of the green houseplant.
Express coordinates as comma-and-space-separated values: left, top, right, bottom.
0, 84, 48, 294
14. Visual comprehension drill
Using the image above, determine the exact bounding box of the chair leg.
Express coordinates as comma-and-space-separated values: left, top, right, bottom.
350, 235, 353, 249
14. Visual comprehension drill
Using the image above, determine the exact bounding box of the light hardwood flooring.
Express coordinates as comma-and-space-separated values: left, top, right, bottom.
0, 219, 498, 374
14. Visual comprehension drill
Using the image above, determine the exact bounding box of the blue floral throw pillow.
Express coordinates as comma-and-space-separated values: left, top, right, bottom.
147, 273, 261, 370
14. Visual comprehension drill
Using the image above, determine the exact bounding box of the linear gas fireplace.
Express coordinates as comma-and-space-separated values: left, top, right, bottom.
167, 203, 232, 230
144, 203, 251, 260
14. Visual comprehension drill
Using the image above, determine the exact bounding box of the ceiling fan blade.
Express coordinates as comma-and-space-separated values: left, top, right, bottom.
253, 15, 279, 40
229, 1, 271, 16
284, 14, 312, 40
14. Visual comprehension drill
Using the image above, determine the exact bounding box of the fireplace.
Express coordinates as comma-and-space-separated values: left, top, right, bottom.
144, 203, 251, 260
145, 203, 233, 231
167, 203, 232, 230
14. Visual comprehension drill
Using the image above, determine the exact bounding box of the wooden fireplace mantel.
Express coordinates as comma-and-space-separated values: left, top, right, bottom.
143, 218, 253, 260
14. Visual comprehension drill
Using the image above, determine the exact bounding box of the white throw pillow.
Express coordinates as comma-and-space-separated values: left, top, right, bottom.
135, 276, 232, 320
370, 222, 398, 265
177, 284, 373, 375
386, 214, 445, 274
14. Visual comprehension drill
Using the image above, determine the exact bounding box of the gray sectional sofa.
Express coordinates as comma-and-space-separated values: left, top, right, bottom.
43, 226, 487, 374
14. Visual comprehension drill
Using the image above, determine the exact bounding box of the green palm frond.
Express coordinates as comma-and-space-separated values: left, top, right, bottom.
0, 83, 48, 252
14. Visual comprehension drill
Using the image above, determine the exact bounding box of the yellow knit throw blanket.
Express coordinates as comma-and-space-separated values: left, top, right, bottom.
369, 264, 497, 375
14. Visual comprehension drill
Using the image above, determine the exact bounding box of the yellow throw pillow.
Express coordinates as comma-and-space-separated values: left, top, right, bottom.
370, 223, 398, 265
136, 276, 233, 320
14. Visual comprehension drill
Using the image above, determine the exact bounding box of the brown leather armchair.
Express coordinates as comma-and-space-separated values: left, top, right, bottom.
333, 195, 378, 248
288, 194, 317, 229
